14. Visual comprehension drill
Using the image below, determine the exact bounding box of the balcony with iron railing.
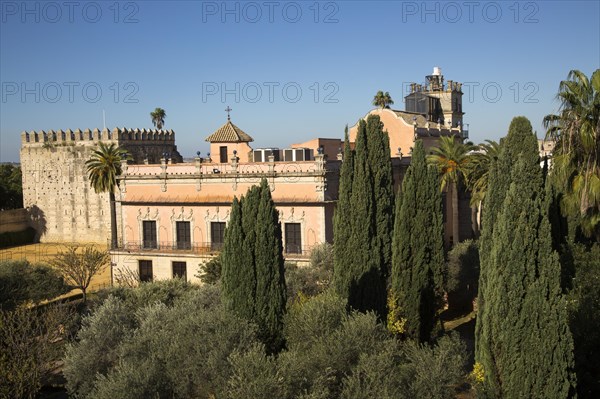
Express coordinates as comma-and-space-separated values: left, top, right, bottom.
112, 241, 222, 255
111, 240, 314, 260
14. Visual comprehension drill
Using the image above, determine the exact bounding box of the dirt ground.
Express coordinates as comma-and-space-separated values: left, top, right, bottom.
0, 242, 113, 297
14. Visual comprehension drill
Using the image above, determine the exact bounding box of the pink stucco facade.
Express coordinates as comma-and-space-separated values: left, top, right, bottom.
111, 154, 338, 283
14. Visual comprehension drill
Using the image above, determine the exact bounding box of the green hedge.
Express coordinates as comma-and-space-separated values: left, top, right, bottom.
0, 227, 36, 249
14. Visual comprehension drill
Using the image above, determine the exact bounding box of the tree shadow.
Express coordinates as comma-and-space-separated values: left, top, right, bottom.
348, 267, 387, 321
27, 205, 46, 243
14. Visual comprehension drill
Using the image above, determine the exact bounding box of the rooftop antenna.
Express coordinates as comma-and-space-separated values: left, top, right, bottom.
102, 110, 106, 130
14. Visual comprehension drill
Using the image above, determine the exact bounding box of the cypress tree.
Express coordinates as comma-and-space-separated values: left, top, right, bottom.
476, 116, 541, 377
366, 115, 394, 278
333, 126, 354, 298
391, 140, 445, 342
476, 139, 576, 398
221, 196, 255, 319
254, 179, 287, 353
333, 116, 393, 319
346, 118, 388, 318
221, 180, 286, 353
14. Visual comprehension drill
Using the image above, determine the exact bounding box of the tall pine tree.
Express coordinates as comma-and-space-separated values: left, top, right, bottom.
221, 179, 286, 353
391, 140, 445, 342
475, 117, 576, 397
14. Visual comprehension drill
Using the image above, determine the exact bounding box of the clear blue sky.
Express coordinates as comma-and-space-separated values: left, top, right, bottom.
1, 0, 599, 162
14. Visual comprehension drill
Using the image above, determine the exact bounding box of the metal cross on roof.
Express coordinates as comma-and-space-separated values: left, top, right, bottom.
225, 106, 232, 121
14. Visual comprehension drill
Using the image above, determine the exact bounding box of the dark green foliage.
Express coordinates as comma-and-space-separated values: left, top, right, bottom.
401, 333, 468, 399
366, 116, 395, 277
0, 164, 23, 210
222, 196, 255, 319
254, 179, 287, 352
0, 227, 36, 249
197, 254, 222, 284
227, 292, 467, 399
479, 117, 539, 247
66, 285, 467, 399
1, 304, 76, 399
286, 244, 333, 302
0, 260, 70, 310
221, 180, 286, 353
65, 283, 256, 399
278, 305, 390, 398
64, 296, 138, 398
339, 339, 412, 399
476, 116, 542, 385
391, 140, 445, 342
446, 240, 479, 312
226, 344, 283, 399
67, 279, 203, 398
334, 116, 392, 319
92, 277, 201, 310
475, 118, 576, 398
333, 128, 354, 298
567, 243, 600, 398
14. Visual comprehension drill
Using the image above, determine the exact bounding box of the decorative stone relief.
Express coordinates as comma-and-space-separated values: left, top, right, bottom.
170, 206, 194, 222
204, 206, 230, 223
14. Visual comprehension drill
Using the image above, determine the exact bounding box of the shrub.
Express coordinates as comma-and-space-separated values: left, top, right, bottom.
446, 239, 479, 312
63, 296, 138, 398
285, 244, 333, 303
404, 333, 467, 399
225, 343, 283, 399
284, 290, 347, 350
340, 339, 411, 399
1, 304, 75, 399
568, 243, 600, 398
65, 283, 259, 399
0, 260, 70, 310
279, 293, 389, 398
197, 254, 222, 285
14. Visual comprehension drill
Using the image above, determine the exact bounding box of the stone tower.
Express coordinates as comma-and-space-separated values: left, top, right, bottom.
20, 128, 182, 243
404, 66, 465, 132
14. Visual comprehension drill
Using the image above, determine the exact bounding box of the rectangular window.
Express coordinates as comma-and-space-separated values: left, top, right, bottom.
211, 222, 226, 250
172, 261, 187, 280
142, 221, 157, 249
220, 146, 228, 163
285, 223, 302, 254
176, 221, 191, 250
139, 260, 153, 282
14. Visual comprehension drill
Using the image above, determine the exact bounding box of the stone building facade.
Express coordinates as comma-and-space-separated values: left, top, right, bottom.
18, 67, 474, 284
19, 128, 182, 243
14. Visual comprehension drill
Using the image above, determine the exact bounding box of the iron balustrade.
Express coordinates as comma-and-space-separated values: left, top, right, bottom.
113, 241, 221, 255
111, 241, 315, 259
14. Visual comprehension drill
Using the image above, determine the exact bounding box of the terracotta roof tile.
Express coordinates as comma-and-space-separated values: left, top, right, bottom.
205, 120, 254, 143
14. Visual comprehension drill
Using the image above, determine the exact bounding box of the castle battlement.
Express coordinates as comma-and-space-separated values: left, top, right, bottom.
21, 128, 176, 145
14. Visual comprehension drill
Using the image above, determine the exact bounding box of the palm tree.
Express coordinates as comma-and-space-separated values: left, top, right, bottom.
150, 107, 167, 129
465, 140, 500, 236
428, 136, 474, 247
85, 142, 130, 249
543, 69, 600, 237
372, 91, 394, 109
466, 140, 500, 207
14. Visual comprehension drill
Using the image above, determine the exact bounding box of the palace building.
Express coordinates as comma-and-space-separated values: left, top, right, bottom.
19, 68, 474, 284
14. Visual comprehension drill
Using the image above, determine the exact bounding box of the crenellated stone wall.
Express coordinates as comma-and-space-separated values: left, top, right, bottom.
20, 127, 183, 243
